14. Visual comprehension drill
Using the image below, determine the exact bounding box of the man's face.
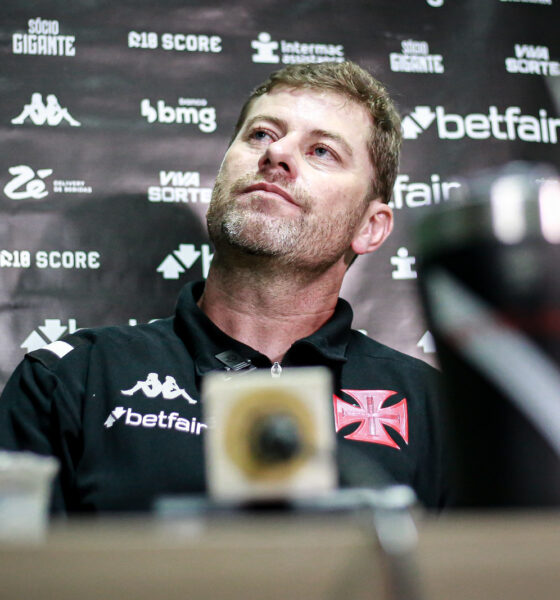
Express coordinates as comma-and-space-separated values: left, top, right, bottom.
206, 86, 377, 270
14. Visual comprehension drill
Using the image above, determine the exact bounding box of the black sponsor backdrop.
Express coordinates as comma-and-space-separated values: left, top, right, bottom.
1, 0, 559, 390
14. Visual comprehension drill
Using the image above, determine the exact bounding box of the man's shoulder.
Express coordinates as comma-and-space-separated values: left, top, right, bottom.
25, 318, 174, 371
346, 328, 440, 377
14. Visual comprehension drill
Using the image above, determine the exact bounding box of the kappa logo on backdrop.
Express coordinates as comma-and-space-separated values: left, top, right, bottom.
121, 372, 197, 404
402, 105, 560, 143
333, 390, 409, 449
11, 93, 81, 127
251, 31, 345, 65
389, 39, 444, 74
12, 17, 76, 56
157, 243, 214, 280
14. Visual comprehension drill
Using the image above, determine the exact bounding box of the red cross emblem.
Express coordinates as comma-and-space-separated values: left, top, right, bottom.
333, 389, 408, 449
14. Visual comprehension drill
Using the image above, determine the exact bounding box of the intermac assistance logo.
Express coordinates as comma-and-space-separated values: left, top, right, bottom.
251, 32, 344, 65
141, 97, 217, 133
11, 93, 80, 127
3, 165, 92, 200
505, 44, 560, 76
12, 17, 76, 56
402, 105, 560, 143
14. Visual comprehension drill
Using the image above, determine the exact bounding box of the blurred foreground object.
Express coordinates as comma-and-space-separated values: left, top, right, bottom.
0, 451, 58, 542
416, 163, 560, 507
202, 367, 337, 502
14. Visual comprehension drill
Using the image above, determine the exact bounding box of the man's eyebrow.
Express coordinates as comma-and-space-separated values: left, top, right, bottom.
310, 129, 353, 157
242, 116, 354, 157
243, 115, 286, 132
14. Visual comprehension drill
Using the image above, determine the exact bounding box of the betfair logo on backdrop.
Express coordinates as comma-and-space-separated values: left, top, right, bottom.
148, 171, 212, 203
390, 174, 461, 210
505, 44, 560, 76
128, 31, 222, 53
389, 40, 444, 74
11, 93, 80, 127
157, 244, 213, 280
251, 32, 345, 65
141, 98, 217, 133
402, 105, 560, 143
12, 18, 76, 56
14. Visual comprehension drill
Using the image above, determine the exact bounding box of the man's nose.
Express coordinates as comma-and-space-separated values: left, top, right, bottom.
257, 137, 298, 179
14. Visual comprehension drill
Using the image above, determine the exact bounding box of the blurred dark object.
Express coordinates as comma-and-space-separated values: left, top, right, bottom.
416, 163, 560, 508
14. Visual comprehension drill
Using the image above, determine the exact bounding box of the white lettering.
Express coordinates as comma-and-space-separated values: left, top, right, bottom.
160, 33, 222, 52
35, 250, 100, 269
390, 174, 461, 210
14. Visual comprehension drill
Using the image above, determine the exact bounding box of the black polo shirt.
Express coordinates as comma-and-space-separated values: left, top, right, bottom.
0, 281, 447, 512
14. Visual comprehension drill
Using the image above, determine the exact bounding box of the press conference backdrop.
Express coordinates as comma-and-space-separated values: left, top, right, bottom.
1, 0, 559, 391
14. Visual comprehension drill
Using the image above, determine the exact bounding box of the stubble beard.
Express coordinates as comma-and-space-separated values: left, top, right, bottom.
206, 170, 366, 270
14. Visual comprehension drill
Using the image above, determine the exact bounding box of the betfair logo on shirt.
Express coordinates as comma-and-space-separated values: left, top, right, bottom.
104, 406, 207, 435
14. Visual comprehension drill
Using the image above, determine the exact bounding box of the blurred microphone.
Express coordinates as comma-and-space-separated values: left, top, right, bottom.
202, 367, 337, 503
416, 162, 560, 507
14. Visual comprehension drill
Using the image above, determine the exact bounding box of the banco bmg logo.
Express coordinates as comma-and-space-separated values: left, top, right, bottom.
141, 97, 217, 133
402, 105, 560, 143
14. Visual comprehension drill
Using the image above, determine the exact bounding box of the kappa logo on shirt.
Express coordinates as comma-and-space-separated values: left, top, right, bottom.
333, 389, 409, 450
120, 372, 197, 404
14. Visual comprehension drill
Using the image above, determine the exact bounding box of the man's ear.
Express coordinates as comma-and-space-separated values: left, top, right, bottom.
351, 200, 394, 256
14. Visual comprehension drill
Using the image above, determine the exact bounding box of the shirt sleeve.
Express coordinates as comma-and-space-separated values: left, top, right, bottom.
0, 355, 83, 514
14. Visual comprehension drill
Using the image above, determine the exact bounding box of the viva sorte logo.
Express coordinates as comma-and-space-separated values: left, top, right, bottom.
403, 105, 560, 143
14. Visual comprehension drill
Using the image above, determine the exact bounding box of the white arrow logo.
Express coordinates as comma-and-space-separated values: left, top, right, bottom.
157, 244, 214, 280
402, 106, 436, 139
417, 330, 436, 354
39, 319, 67, 342
104, 406, 127, 428
21, 319, 77, 353
175, 244, 201, 269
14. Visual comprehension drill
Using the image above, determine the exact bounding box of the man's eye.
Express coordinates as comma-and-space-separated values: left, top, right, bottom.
312, 145, 335, 160
251, 129, 272, 141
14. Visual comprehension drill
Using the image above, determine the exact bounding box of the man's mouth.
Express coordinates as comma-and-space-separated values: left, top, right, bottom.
242, 182, 298, 207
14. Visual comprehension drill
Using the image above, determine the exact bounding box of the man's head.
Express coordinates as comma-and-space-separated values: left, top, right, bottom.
206, 61, 397, 272
230, 61, 401, 205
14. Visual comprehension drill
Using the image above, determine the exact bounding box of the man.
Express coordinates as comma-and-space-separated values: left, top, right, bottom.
0, 61, 446, 512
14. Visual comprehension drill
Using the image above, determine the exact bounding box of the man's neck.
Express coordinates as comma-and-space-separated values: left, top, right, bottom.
198, 253, 347, 363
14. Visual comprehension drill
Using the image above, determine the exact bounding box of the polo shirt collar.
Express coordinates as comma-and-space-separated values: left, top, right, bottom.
174, 281, 352, 376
